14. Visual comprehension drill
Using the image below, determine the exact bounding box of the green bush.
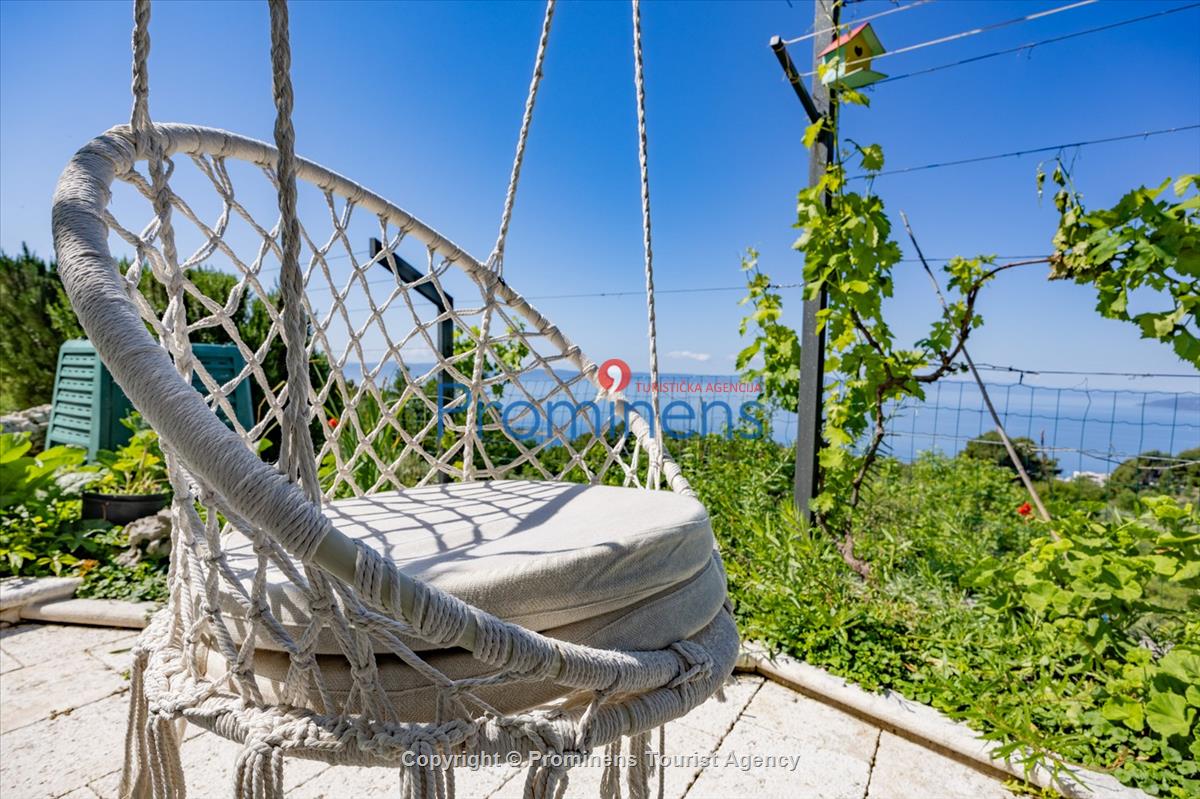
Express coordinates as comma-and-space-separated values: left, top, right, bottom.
0, 432, 111, 576
963, 497, 1200, 795
961, 429, 1060, 482
77, 561, 168, 603
712, 449, 1200, 796
0, 247, 83, 412
1, 429, 173, 602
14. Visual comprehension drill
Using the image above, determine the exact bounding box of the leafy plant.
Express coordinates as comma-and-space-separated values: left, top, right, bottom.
963, 430, 1060, 482
736, 249, 800, 408
0, 431, 108, 576
964, 497, 1200, 794
738, 100, 1011, 573
709, 443, 1198, 795
1044, 165, 1200, 366
91, 414, 169, 495
77, 560, 168, 603
0, 246, 84, 411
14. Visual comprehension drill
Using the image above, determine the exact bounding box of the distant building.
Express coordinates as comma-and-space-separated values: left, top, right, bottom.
1071, 470, 1109, 485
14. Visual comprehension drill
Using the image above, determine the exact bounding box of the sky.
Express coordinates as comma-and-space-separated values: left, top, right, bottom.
2, 0, 1199, 395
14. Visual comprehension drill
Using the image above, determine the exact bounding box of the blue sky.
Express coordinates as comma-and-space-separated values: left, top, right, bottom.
2, 0, 1198, 393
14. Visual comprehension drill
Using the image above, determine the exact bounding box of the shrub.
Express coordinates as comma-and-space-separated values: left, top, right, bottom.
0, 432, 110, 576
961, 429, 1059, 481
964, 497, 1200, 794
0, 247, 83, 411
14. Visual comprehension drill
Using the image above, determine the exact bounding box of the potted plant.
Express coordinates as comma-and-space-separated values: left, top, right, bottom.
82, 414, 170, 525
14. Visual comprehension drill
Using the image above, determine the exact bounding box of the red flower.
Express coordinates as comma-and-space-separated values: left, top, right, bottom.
328, 417, 339, 429
1017, 502, 1032, 517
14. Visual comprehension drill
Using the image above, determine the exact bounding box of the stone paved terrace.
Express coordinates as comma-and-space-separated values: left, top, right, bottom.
0, 622, 1021, 799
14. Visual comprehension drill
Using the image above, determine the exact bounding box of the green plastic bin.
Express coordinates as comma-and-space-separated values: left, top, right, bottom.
45, 339, 254, 460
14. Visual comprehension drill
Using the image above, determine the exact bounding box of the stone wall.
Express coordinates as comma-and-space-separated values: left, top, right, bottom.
1, 404, 51, 450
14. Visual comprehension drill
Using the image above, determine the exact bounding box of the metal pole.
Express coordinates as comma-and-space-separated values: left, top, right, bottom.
898, 212, 1052, 523
369, 238, 455, 483
771, 0, 840, 521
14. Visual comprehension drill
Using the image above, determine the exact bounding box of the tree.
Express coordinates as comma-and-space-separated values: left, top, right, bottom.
0, 247, 84, 412
1109, 447, 1200, 500
962, 431, 1059, 482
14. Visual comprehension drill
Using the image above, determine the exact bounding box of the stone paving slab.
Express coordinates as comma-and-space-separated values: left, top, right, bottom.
671, 673, 762, 739
0, 623, 133, 667
0, 692, 130, 799
290, 761, 519, 799
492, 716, 726, 799
866, 731, 1018, 799
82, 633, 139, 674
0, 651, 127, 734
0, 642, 23, 675
0, 622, 1031, 799
687, 680, 879, 799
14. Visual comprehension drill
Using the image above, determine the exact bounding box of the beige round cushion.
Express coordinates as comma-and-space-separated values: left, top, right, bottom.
219, 480, 717, 654
206, 551, 728, 720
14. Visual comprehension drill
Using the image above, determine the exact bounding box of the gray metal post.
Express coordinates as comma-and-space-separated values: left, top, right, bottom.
369, 238, 455, 482
771, 0, 840, 521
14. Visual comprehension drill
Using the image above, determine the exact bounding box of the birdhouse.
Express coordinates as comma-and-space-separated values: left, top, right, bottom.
818, 23, 887, 90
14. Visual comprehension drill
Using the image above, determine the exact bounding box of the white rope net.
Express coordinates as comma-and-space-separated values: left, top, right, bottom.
104, 140, 683, 497
63, 123, 724, 799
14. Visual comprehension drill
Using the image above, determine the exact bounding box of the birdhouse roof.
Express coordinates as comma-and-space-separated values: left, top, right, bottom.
818, 22, 884, 59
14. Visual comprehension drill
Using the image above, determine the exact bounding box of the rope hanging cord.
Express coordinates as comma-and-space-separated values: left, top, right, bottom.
268, 0, 321, 501
488, 0, 556, 275
631, 0, 664, 487
130, 0, 190, 378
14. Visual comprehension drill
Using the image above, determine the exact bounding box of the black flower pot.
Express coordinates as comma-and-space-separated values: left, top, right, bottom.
81, 491, 169, 525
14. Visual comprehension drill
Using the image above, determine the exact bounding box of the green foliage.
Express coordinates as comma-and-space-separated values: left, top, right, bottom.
962, 430, 1060, 482
735, 249, 800, 409
0, 431, 110, 577
91, 414, 169, 495
1108, 447, 1200, 504
964, 497, 1200, 794
740, 134, 996, 528
1045, 166, 1200, 365
0, 246, 84, 411
716, 448, 1200, 795
77, 560, 168, 603
452, 322, 532, 398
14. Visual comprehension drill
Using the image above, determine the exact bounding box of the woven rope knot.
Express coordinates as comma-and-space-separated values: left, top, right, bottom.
306, 593, 333, 615
289, 649, 316, 671
247, 597, 272, 620
349, 661, 377, 685
667, 640, 712, 689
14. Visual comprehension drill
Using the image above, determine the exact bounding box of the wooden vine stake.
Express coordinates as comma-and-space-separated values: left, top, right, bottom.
900, 211, 1052, 524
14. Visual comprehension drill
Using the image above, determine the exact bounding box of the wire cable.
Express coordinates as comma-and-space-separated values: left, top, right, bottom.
972, 363, 1200, 380
852, 124, 1200, 179
782, 0, 934, 45
797, 0, 1099, 77
877, 2, 1200, 85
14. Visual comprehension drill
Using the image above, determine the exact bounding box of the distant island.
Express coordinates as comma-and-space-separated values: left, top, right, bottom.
1146, 395, 1200, 412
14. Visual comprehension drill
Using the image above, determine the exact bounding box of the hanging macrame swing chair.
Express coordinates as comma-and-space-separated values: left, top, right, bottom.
51, 1, 738, 796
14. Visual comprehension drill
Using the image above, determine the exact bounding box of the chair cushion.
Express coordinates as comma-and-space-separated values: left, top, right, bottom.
220, 480, 716, 654
207, 551, 728, 720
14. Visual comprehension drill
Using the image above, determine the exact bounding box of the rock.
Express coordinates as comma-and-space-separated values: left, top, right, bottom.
1, 404, 52, 451
117, 508, 172, 565
0, 576, 82, 611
